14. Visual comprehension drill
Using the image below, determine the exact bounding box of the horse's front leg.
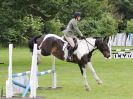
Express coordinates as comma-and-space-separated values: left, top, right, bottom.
86, 62, 103, 85
78, 63, 91, 91
82, 67, 91, 91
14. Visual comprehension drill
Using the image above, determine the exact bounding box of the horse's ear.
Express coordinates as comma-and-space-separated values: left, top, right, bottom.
103, 36, 109, 43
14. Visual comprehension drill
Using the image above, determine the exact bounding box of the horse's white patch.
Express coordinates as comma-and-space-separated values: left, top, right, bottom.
74, 38, 96, 60
42, 34, 66, 43
62, 41, 68, 60
64, 47, 68, 61
62, 41, 68, 51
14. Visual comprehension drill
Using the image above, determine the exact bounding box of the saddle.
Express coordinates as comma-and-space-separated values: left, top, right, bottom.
63, 36, 78, 51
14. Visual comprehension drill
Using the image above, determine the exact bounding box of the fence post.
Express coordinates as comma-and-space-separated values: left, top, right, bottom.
29, 44, 38, 98
6, 44, 13, 98
51, 55, 56, 88
108, 37, 112, 59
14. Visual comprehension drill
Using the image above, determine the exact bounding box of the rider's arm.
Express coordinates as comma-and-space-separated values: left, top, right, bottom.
72, 22, 83, 37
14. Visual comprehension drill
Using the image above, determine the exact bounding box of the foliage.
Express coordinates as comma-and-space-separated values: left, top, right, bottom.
108, 0, 133, 32
108, 0, 133, 20
79, 13, 117, 37
19, 15, 43, 38
57, 0, 103, 24
126, 19, 133, 33
0, 28, 18, 46
43, 19, 63, 36
0, 0, 133, 46
0, 14, 43, 46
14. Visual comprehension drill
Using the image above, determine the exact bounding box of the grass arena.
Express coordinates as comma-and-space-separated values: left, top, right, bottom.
0, 46, 133, 99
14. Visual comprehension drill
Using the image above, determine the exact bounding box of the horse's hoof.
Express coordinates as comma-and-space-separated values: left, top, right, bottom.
85, 85, 91, 91
85, 88, 90, 91
96, 79, 103, 85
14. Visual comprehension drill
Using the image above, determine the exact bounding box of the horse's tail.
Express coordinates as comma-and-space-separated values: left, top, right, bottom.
28, 35, 42, 52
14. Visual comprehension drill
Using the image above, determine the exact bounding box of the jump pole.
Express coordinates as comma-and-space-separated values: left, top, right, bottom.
6, 44, 13, 98
22, 44, 38, 98
51, 55, 56, 89
29, 44, 38, 98
5, 44, 58, 98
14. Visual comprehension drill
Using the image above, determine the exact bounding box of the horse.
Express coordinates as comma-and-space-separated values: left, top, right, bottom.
28, 34, 110, 91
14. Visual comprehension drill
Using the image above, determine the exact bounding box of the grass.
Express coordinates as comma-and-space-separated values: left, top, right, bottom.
0, 47, 133, 99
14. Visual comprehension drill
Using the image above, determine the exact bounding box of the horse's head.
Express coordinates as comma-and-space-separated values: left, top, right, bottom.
95, 38, 110, 58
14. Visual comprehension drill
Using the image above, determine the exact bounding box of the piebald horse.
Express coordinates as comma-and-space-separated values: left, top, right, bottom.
28, 34, 110, 91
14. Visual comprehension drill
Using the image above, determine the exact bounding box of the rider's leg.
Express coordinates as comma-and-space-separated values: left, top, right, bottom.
65, 36, 75, 61
65, 36, 75, 48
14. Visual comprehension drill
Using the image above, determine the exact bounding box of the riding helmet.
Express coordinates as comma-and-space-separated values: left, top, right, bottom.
74, 12, 81, 18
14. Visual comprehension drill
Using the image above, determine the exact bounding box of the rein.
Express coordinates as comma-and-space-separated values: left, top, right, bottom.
84, 38, 97, 50
83, 38, 98, 56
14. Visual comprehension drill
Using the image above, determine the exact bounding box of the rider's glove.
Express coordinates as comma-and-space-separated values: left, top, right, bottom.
81, 36, 86, 39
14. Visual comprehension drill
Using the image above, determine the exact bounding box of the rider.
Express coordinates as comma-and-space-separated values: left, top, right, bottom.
62, 12, 85, 61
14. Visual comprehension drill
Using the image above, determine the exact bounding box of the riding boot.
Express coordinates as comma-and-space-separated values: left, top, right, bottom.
67, 47, 74, 61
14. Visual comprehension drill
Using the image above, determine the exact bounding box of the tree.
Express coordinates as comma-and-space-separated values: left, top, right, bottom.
108, 0, 133, 20
126, 19, 133, 33
0, 0, 62, 46
108, 0, 133, 32
79, 13, 117, 37
0, 0, 123, 46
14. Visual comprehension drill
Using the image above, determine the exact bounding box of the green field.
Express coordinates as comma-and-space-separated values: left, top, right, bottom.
0, 47, 133, 99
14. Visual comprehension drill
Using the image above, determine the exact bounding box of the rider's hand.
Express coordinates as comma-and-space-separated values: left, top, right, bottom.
81, 36, 85, 39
